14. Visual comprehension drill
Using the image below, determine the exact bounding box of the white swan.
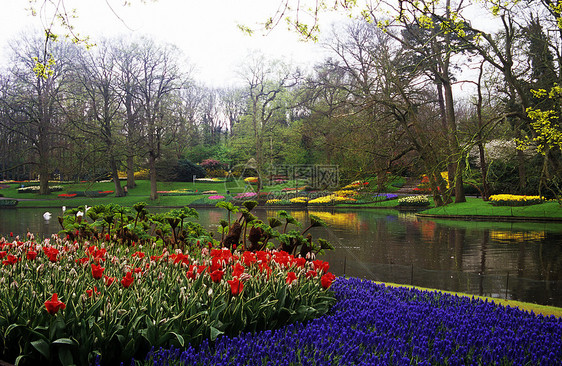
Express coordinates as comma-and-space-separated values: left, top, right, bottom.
43, 212, 52, 220
62, 206, 66, 214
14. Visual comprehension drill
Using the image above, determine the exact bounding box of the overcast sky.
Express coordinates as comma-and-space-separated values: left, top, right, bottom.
0, 0, 336, 87
0, 1, 500, 95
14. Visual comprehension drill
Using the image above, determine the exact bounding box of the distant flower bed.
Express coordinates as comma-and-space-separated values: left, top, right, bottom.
139, 277, 562, 365
265, 199, 292, 206
341, 180, 369, 190
233, 192, 257, 200
289, 196, 308, 204
397, 195, 430, 206
157, 189, 197, 196
195, 178, 226, 183
374, 193, 398, 201
65, 191, 114, 198
190, 195, 232, 205
17, 186, 63, 193
309, 195, 356, 205
244, 177, 259, 184
58, 193, 77, 198
489, 194, 544, 206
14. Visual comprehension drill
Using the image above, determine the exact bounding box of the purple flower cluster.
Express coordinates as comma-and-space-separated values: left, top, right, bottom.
136, 278, 562, 365
234, 192, 257, 199
374, 193, 398, 201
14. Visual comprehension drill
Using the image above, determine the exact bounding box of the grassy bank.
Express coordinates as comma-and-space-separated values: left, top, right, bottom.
419, 197, 562, 220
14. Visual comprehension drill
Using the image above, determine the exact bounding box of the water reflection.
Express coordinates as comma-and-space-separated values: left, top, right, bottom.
1, 207, 561, 306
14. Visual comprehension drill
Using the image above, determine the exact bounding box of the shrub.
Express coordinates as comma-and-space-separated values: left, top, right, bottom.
134, 169, 150, 180
174, 159, 206, 181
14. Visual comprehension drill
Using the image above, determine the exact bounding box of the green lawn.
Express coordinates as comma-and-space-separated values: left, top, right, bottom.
1, 180, 231, 208
419, 197, 562, 219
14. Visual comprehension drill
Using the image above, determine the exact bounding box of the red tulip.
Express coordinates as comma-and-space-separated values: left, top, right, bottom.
43, 247, 59, 262
91, 263, 105, 279
227, 278, 243, 296
44, 293, 66, 315
232, 262, 245, 278
313, 260, 330, 273
320, 272, 336, 289
2, 254, 18, 265
104, 275, 116, 287
86, 286, 100, 298
26, 250, 37, 260
306, 270, 318, 278
210, 269, 224, 283
121, 272, 134, 288
286, 271, 297, 285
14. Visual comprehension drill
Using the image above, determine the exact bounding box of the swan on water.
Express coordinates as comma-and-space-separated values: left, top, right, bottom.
43, 212, 52, 220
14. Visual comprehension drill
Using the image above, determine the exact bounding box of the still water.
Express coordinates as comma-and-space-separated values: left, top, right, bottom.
1, 207, 561, 307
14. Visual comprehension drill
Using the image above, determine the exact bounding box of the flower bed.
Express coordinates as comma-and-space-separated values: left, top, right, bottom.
17, 185, 63, 193
157, 189, 197, 196
64, 190, 114, 198
398, 195, 430, 207
195, 178, 226, 183
489, 194, 544, 206
232, 192, 257, 200
0, 236, 336, 365
137, 277, 562, 365
341, 180, 369, 190
374, 193, 398, 201
308, 194, 356, 205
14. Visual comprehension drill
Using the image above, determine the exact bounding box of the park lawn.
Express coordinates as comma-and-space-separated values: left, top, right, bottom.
2, 180, 235, 208
419, 197, 562, 219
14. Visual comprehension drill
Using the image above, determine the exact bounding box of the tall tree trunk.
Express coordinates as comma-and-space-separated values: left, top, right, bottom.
110, 157, 124, 197
443, 81, 466, 203
126, 155, 135, 189
149, 153, 158, 200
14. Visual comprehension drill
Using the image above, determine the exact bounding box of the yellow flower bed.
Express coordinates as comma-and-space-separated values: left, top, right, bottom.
341, 181, 369, 190
266, 199, 281, 204
309, 195, 356, 204
333, 190, 357, 197
489, 194, 544, 206
289, 197, 308, 204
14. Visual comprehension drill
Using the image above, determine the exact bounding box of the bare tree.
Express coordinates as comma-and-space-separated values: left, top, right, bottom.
239, 54, 297, 188
133, 37, 185, 200
0, 35, 76, 194
71, 39, 126, 196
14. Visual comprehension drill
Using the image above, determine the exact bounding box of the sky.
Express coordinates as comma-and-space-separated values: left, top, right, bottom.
0, 1, 501, 94
0, 0, 337, 87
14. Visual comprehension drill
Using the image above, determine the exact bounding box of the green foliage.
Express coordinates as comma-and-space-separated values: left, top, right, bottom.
174, 159, 206, 182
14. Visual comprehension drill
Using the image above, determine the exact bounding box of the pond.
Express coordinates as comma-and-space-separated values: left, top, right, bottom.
1, 206, 561, 307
